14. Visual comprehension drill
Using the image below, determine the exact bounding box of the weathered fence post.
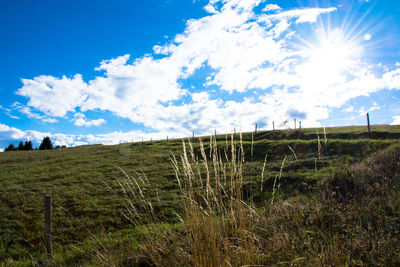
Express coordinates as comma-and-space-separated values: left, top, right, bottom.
44, 195, 52, 257
255, 123, 257, 133
367, 113, 371, 137
272, 121, 275, 131
294, 119, 297, 129
192, 131, 195, 142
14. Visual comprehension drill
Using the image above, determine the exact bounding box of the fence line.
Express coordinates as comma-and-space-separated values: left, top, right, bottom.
130, 113, 398, 144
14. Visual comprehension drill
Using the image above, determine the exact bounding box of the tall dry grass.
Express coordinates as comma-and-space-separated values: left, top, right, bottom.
171, 134, 264, 266
110, 135, 400, 267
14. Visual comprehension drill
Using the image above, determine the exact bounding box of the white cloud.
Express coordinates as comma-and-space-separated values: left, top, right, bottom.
73, 113, 106, 127
74, 118, 105, 127
153, 44, 176, 55
191, 92, 210, 102
17, 74, 88, 117
382, 68, 400, 89
343, 106, 354, 112
391, 116, 400, 125
14, 0, 400, 137
0, 147, 4, 152
263, 4, 280, 12
0, 123, 26, 140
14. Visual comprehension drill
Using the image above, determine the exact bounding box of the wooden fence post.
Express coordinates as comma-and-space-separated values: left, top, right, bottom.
273, 121, 275, 131
367, 113, 371, 137
192, 131, 195, 142
294, 119, 296, 129
44, 195, 52, 257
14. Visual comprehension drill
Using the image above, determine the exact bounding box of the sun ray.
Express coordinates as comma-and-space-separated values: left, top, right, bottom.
286, 0, 388, 92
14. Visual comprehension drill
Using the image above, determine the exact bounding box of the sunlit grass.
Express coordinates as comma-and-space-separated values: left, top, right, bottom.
0, 125, 399, 265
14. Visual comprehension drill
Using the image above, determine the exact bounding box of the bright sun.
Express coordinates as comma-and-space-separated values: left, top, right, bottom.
298, 28, 363, 87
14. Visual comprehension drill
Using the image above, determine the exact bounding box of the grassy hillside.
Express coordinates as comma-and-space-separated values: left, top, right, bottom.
0, 125, 399, 266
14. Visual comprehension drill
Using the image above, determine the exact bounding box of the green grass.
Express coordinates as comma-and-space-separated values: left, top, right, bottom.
0, 125, 399, 266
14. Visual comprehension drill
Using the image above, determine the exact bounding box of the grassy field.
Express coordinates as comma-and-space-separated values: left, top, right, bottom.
0, 125, 399, 266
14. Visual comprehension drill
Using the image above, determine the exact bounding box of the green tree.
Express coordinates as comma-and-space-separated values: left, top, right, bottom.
5, 144, 16, 151
18, 141, 24, 151
39, 136, 53, 150
24, 140, 33, 151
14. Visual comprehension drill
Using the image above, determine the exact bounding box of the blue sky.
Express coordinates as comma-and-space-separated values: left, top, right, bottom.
1, 0, 400, 150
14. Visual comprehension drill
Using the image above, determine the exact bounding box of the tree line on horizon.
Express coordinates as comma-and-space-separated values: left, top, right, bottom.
4, 136, 61, 152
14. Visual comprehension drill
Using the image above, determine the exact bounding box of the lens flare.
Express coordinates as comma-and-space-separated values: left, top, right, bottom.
364, 34, 371, 40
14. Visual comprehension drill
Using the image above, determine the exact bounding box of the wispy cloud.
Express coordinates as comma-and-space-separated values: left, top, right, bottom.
260, 7, 337, 24
0, 104, 20, 119
358, 103, 380, 116
12, 102, 58, 123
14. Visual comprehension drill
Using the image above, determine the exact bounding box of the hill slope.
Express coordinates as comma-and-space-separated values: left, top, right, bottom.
0, 125, 399, 265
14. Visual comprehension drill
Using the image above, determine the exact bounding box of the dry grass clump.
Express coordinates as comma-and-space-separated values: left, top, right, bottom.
171, 134, 265, 266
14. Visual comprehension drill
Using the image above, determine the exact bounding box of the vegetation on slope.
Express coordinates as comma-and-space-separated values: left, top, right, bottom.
0, 125, 399, 266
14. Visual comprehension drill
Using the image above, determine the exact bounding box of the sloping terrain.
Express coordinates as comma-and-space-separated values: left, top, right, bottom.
0, 125, 399, 265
